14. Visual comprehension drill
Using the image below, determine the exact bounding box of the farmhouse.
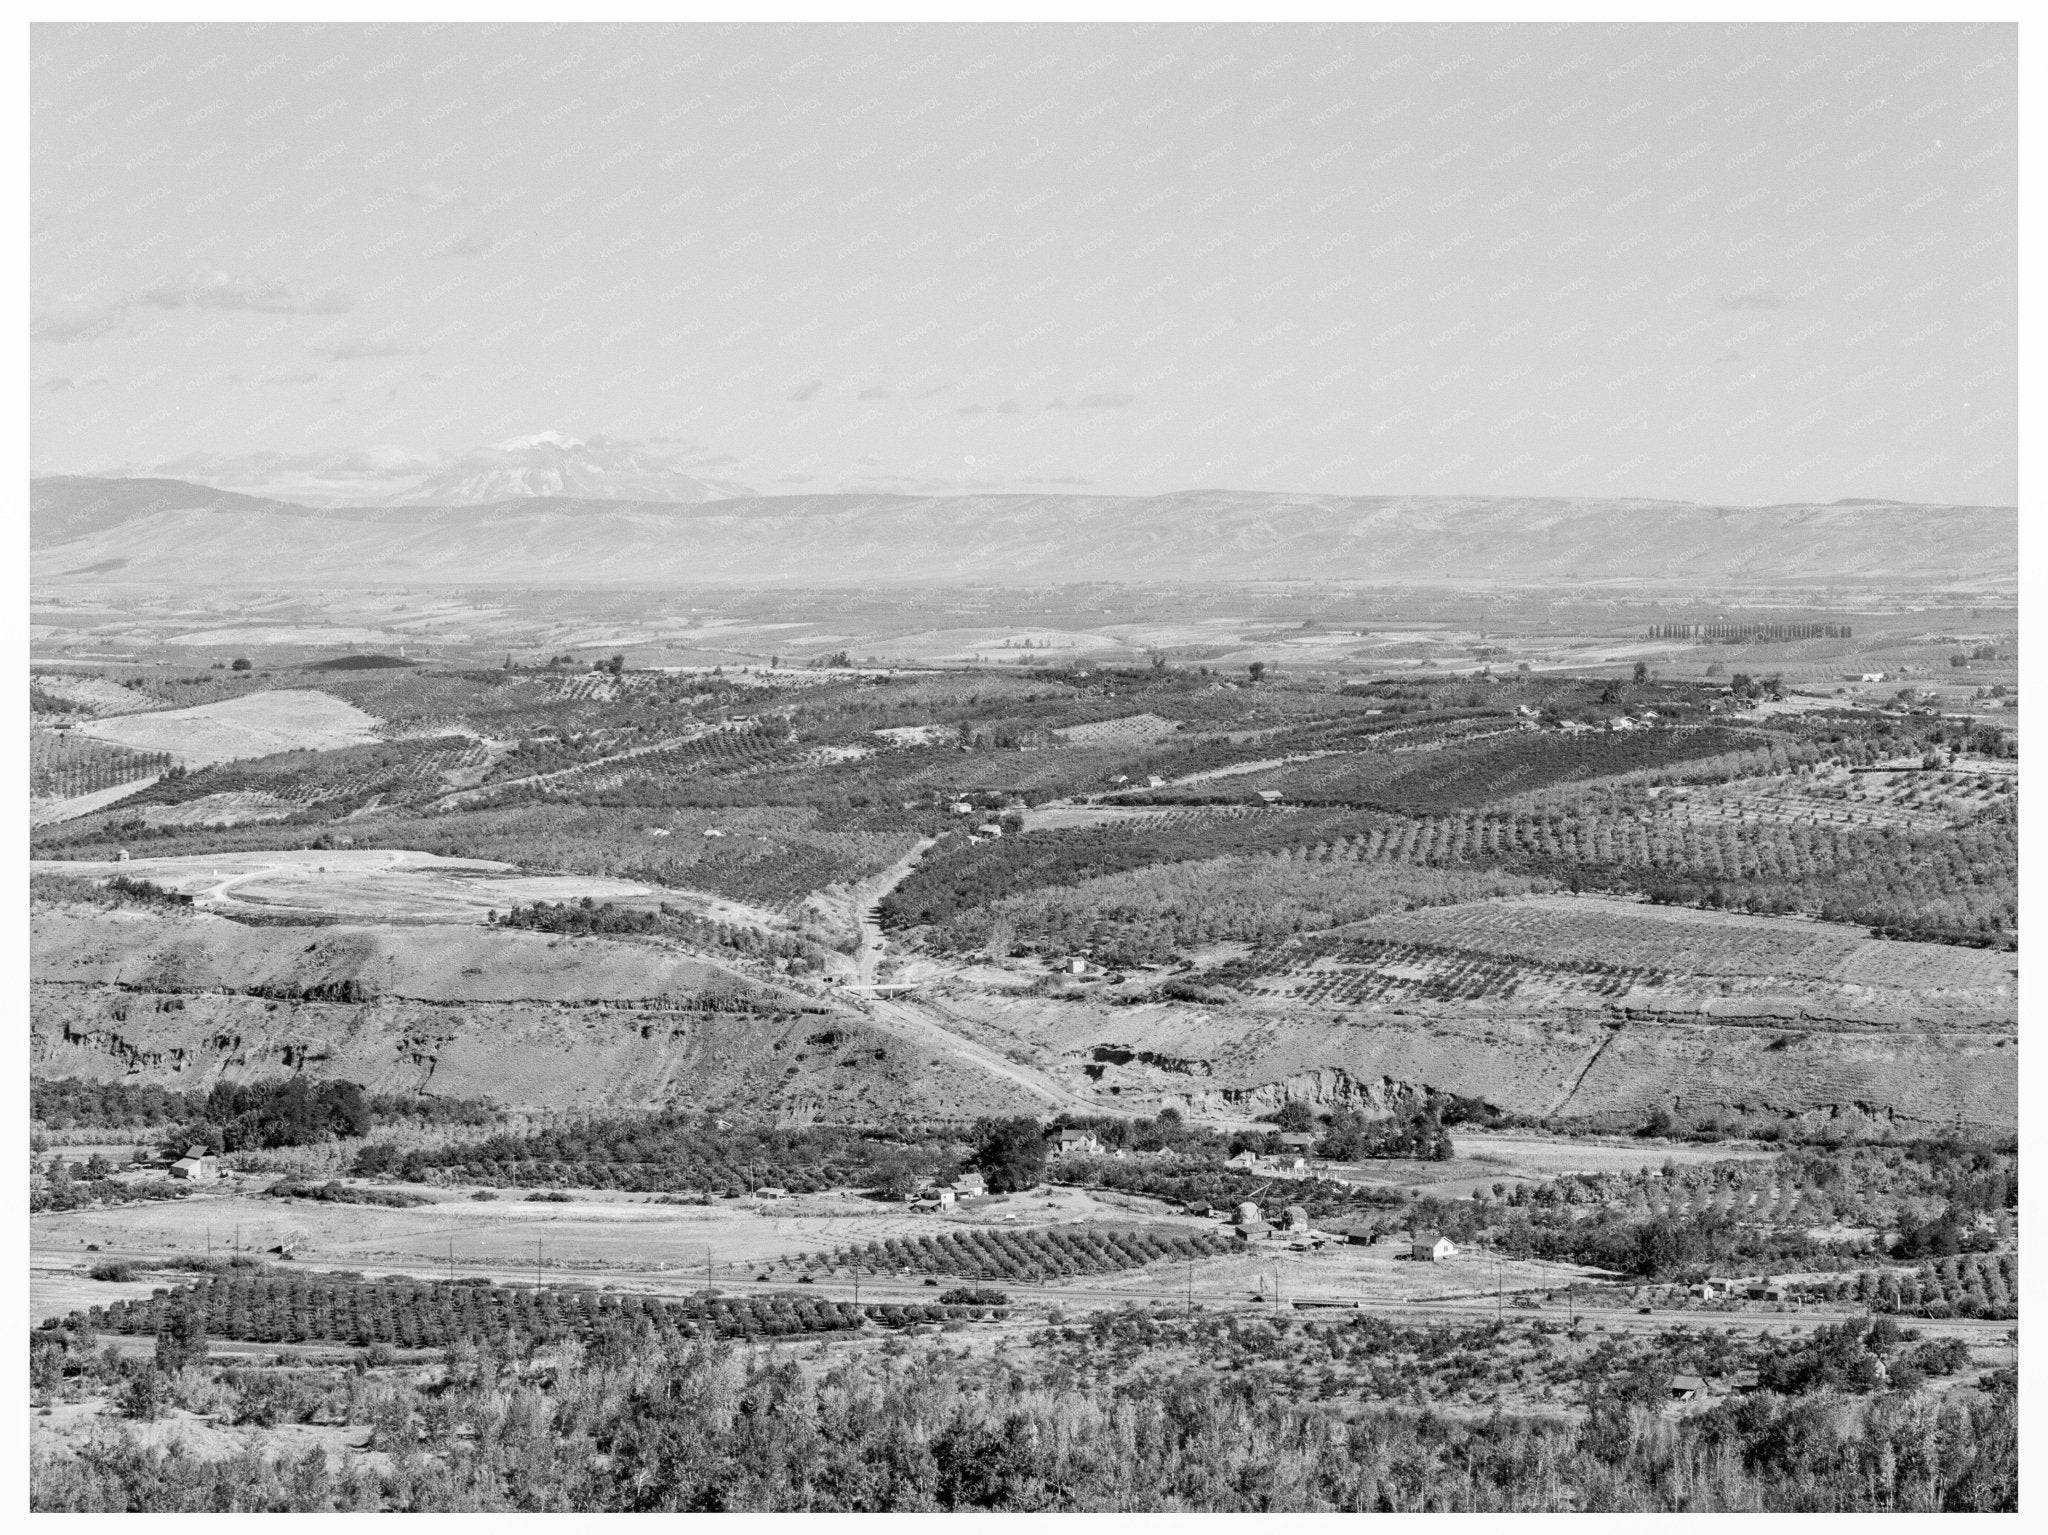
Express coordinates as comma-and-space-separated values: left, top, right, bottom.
1668, 1374, 1710, 1403
168, 1145, 221, 1182
1411, 1232, 1457, 1262
1745, 1281, 1789, 1302
1275, 1132, 1318, 1153
1688, 1282, 1720, 1300
952, 1170, 987, 1195
1225, 1149, 1262, 1170
912, 1185, 956, 1208
1051, 1128, 1101, 1157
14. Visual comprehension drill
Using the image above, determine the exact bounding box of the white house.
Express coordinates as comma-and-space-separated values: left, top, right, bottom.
1051, 1128, 1101, 1157
1410, 1232, 1457, 1262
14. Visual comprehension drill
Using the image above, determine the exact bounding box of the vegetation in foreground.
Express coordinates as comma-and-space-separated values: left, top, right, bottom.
30, 1295, 2016, 1511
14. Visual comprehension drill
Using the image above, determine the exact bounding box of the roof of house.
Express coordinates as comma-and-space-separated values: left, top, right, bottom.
1056, 1128, 1094, 1142
1413, 1232, 1452, 1246
1277, 1132, 1317, 1146
186, 1145, 212, 1159
1670, 1374, 1710, 1392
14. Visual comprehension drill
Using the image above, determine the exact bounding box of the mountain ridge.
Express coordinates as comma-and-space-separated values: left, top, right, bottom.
29, 476, 2017, 589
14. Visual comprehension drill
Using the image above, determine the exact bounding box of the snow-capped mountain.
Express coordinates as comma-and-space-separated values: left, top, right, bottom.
395, 433, 752, 505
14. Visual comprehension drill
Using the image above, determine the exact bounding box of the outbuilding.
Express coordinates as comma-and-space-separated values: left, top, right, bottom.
168, 1145, 220, 1182
1411, 1232, 1457, 1263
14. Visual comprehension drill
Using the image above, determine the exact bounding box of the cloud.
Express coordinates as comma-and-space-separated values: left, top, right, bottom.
788, 379, 824, 402
403, 181, 466, 210
40, 376, 75, 393
31, 304, 125, 343
857, 386, 891, 399
1707, 350, 1743, 367
1044, 398, 1068, 410
135, 271, 353, 316
994, 399, 1024, 413
316, 339, 428, 360
1720, 290, 1786, 310
1077, 391, 1136, 408
957, 403, 985, 414
425, 234, 491, 260
33, 270, 352, 342
259, 369, 321, 385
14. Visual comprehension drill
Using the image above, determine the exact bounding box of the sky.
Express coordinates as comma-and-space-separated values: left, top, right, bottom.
31, 21, 2016, 506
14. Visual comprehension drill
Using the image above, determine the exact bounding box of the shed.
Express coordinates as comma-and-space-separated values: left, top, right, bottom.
1687, 1282, 1719, 1300
1668, 1374, 1710, 1402
1276, 1132, 1318, 1151
169, 1144, 220, 1182
754, 1186, 789, 1201
912, 1186, 956, 1207
1411, 1233, 1457, 1263
1256, 789, 1285, 804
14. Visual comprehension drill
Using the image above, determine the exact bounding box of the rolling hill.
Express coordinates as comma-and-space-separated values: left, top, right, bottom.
29, 477, 2016, 588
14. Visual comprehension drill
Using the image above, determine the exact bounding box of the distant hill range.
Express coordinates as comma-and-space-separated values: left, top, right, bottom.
29, 477, 2017, 588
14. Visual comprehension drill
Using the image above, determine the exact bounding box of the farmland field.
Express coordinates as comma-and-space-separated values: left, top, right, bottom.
70, 689, 383, 768
28, 849, 702, 926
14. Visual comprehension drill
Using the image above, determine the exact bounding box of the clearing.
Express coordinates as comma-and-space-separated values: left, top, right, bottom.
31, 848, 700, 926
70, 689, 382, 768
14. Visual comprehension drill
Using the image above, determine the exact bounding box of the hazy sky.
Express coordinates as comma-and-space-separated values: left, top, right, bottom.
31, 22, 2015, 504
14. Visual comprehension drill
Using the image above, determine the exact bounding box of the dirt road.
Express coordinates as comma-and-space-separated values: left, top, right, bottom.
860, 994, 1095, 1112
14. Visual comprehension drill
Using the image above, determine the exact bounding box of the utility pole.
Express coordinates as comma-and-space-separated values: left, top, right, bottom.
1497, 1257, 1503, 1324
536, 1237, 543, 1292
449, 1238, 455, 1285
